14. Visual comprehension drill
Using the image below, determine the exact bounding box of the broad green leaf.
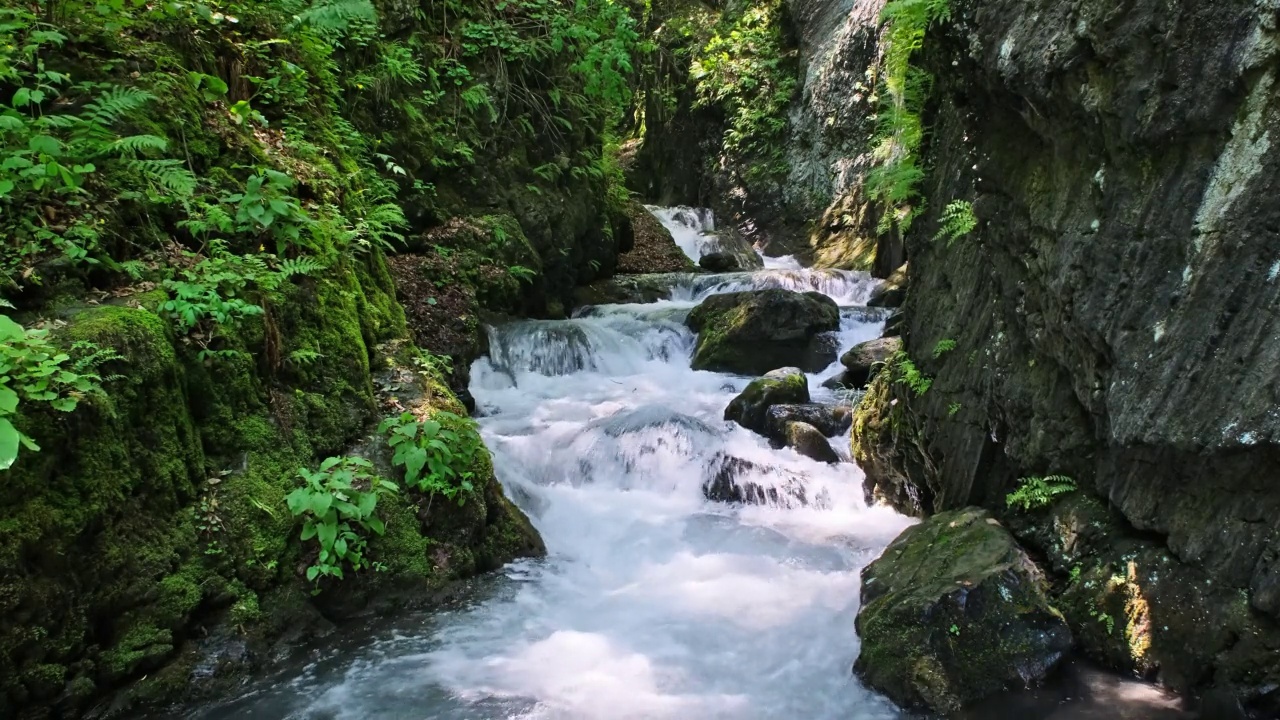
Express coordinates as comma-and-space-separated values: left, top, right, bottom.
317, 521, 337, 550
334, 536, 347, 557
0, 386, 17, 414
356, 492, 377, 517
403, 446, 427, 484
307, 492, 333, 517
0, 315, 24, 342
300, 520, 318, 541
306, 565, 320, 581
0, 417, 20, 470
366, 516, 386, 535
28, 135, 61, 156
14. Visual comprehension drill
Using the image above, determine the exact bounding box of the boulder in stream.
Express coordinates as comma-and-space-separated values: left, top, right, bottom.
698, 251, 741, 272
839, 336, 902, 387
855, 507, 1073, 714
702, 453, 806, 507
781, 421, 840, 464
686, 289, 840, 374
724, 368, 810, 435
764, 404, 852, 440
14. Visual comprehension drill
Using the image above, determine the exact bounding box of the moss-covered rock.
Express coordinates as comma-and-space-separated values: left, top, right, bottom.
724, 367, 810, 435
763, 403, 852, 441
686, 289, 839, 374
855, 507, 1073, 714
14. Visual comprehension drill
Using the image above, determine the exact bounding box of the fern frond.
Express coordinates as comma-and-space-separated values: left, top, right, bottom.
82, 86, 155, 126
278, 257, 326, 279
113, 134, 169, 155
293, 0, 376, 35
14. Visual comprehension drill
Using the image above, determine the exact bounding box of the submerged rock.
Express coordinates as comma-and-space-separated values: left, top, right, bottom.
855, 507, 1073, 714
698, 251, 740, 272
782, 421, 840, 464
764, 403, 852, 440
840, 336, 901, 387
724, 368, 810, 435
686, 289, 840, 374
702, 453, 806, 507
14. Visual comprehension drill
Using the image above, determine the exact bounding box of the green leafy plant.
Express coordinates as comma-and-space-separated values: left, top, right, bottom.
222, 169, 310, 255
947, 402, 961, 417
1006, 475, 1077, 511
932, 338, 957, 358
286, 456, 398, 587
377, 410, 484, 508
867, 0, 951, 234
0, 315, 117, 469
935, 200, 977, 245
892, 351, 932, 396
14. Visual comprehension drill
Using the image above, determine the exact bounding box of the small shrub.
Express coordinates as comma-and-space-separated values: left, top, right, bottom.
0, 315, 117, 470
286, 456, 398, 587
377, 410, 484, 507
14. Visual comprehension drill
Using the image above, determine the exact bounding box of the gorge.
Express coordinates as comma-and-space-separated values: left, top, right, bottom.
1, 0, 1277, 718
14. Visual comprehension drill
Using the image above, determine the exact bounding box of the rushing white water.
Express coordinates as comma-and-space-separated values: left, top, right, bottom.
186, 208, 1197, 720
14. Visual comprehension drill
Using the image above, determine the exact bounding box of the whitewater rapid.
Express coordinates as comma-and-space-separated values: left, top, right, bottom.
191, 208, 913, 719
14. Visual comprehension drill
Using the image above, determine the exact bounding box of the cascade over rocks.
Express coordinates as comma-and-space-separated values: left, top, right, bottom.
686, 289, 840, 374
724, 368, 810, 435
614, 201, 697, 275
855, 508, 1073, 714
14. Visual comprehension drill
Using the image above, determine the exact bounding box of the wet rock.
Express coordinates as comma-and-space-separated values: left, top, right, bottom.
698, 251, 740, 272
615, 201, 696, 274
702, 453, 806, 507
686, 289, 840, 374
724, 368, 810, 434
855, 507, 1073, 714
700, 229, 764, 270
840, 336, 901, 387
573, 273, 690, 307
882, 310, 904, 338
867, 263, 907, 308
782, 421, 840, 463
764, 403, 852, 440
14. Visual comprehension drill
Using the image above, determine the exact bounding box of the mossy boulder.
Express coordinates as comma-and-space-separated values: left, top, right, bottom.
724, 368, 810, 435
840, 336, 902, 387
686, 289, 840, 374
855, 507, 1073, 714
782, 421, 840, 464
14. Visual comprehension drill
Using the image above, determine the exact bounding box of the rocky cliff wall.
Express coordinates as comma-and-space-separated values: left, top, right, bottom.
853, 0, 1280, 707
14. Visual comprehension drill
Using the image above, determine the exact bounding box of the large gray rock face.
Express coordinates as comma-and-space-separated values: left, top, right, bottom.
686, 289, 840, 374
855, 508, 1073, 714
853, 0, 1280, 706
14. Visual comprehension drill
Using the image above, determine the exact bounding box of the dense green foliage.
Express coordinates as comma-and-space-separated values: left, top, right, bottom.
689, 0, 797, 183
867, 0, 949, 234
0, 314, 116, 469
0, 0, 630, 714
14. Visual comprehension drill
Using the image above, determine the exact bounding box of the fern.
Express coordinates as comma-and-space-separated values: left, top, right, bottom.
892, 351, 932, 396
127, 159, 197, 198
935, 200, 977, 245
112, 134, 168, 155
1006, 475, 1076, 511
278, 257, 325, 279
932, 338, 957, 358
292, 0, 376, 36
80, 86, 155, 127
